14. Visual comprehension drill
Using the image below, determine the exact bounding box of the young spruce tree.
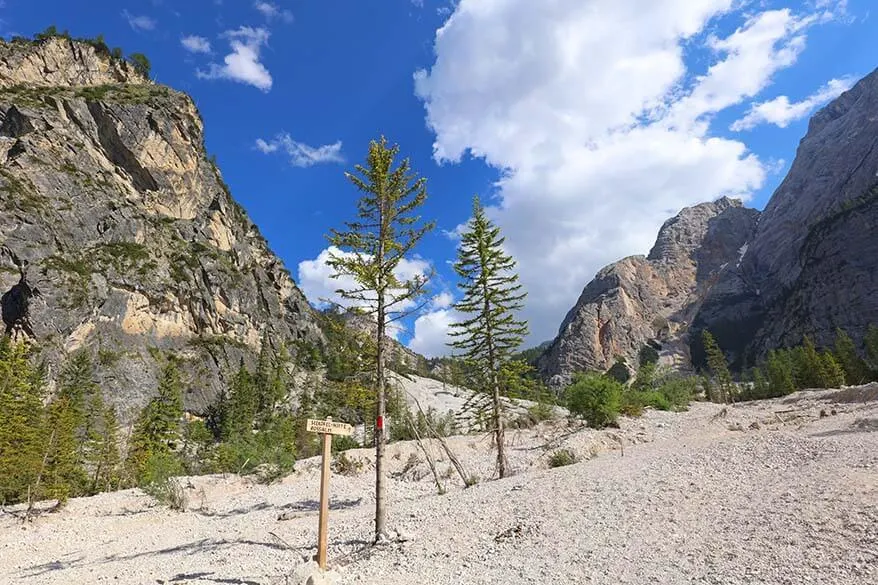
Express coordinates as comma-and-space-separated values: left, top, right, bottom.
702, 331, 734, 403
126, 359, 184, 484
834, 328, 869, 385
327, 136, 434, 542
0, 340, 46, 505
449, 196, 527, 479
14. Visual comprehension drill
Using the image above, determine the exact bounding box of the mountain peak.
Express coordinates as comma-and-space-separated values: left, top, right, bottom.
0, 36, 146, 89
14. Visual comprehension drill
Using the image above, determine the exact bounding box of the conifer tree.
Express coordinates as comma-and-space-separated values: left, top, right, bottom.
818, 351, 845, 389
700, 374, 715, 402
126, 360, 184, 483
798, 336, 824, 388
449, 196, 528, 479
222, 363, 257, 440
58, 352, 102, 488
702, 331, 733, 402
0, 340, 46, 505
834, 328, 869, 385
41, 395, 86, 502
751, 367, 770, 399
91, 404, 121, 493
765, 350, 795, 397
864, 324, 878, 378
326, 136, 434, 541
254, 335, 286, 422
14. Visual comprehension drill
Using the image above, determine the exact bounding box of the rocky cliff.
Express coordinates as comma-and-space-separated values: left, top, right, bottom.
690, 67, 878, 368
537, 197, 759, 383
0, 37, 322, 417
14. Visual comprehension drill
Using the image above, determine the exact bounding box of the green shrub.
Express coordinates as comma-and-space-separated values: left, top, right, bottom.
332, 452, 363, 476
331, 435, 360, 453
606, 358, 631, 384
619, 397, 643, 418
639, 345, 660, 367
564, 373, 623, 429
128, 53, 151, 78
528, 401, 555, 422
635, 390, 672, 411
213, 418, 296, 478
655, 377, 696, 410
138, 451, 187, 510
548, 449, 576, 468
142, 477, 187, 511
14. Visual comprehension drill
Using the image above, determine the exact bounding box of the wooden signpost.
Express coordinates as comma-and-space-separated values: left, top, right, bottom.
306, 417, 354, 570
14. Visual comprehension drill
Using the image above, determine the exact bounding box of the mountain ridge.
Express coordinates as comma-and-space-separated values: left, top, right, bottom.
0, 37, 323, 417
539, 66, 878, 381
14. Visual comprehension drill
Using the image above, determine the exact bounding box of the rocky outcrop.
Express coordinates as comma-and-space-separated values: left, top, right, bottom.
0, 38, 322, 417
690, 67, 878, 367
538, 198, 759, 384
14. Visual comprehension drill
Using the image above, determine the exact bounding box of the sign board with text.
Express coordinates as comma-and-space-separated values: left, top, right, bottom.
306, 418, 354, 436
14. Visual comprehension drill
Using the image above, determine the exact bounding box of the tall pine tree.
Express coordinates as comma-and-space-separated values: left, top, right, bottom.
126, 359, 184, 484
834, 328, 870, 385
864, 324, 878, 377
0, 340, 46, 505
449, 196, 528, 479
702, 331, 734, 403
327, 136, 434, 542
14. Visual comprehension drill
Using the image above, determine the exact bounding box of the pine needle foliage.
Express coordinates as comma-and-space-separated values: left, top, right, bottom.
702, 331, 734, 403
326, 136, 435, 541
0, 339, 46, 505
449, 196, 528, 479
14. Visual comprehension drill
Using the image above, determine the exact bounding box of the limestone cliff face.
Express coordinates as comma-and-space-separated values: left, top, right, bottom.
691, 67, 878, 367
537, 198, 759, 384
0, 38, 322, 417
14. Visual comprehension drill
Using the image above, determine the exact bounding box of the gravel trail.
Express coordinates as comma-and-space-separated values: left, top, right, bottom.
2, 388, 876, 585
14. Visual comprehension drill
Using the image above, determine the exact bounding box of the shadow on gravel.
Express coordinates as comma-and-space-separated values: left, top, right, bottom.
98, 507, 156, 518
196, 502, 274, 518
20, 537, 293, 577
20, 555, 84, 578
811, 418, 878, 438
280, 497, 362, 512
167, 571, 261, 584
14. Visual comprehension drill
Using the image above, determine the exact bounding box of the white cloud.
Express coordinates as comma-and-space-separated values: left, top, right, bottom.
196, 27, 272, 91
415, 1, 839, 345
297, 246, 432, 317
408, 308, 460, 358
181, 35, 211, 54
730, 76, 856, 131
431, 291, 454, 310
406, 291, 463, 357
255, 133, 344, 167
254, 1, 294, 23
122, 10, 156, 31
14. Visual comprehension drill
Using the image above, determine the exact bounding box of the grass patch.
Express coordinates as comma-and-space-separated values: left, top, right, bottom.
548, 449, 577, 468
0, 169, 46, 213
98, 348, 123, 367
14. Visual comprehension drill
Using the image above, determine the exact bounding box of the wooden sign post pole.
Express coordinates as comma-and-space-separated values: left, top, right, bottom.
317, 419, 332, 570
305, 416, 354, 572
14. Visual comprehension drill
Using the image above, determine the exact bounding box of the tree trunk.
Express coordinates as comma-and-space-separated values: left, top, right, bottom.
409, 393, 471, 487
374, 206, 388, 543
407, 415, 444, 494
491, 370, 507, 478
482, 292, 507, 479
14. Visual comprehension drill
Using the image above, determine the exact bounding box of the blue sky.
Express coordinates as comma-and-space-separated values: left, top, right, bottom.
1, 0, 876, 357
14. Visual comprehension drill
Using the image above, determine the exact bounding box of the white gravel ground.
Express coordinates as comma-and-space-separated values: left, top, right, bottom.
2, 386, 876, 585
